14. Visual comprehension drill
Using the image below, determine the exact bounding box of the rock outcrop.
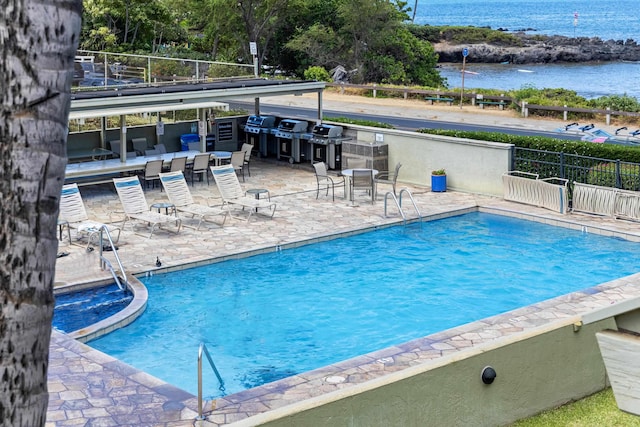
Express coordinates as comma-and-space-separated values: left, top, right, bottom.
434, 34, 640, 64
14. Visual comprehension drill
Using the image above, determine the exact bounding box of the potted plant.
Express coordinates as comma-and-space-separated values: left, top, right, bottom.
431, 169, 447, 192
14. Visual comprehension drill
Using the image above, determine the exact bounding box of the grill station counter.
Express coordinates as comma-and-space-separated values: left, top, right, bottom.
310, 124, 350, 169
275, 119, 310, 163
243, 115, 276, 157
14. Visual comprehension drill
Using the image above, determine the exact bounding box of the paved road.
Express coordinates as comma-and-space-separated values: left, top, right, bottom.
228, 96, 585, 141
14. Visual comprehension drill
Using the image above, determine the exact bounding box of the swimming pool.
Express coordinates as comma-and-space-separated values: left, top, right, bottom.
88, 212, 640, 398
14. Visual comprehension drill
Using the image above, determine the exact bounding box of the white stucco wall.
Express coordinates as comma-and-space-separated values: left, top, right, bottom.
343, 127, 513, 196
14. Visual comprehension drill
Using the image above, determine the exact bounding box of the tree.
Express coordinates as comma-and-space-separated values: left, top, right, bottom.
284, 0, 443, 86
0, 0, 82, 425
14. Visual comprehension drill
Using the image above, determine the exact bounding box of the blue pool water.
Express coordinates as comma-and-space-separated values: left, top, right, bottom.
54, 284, 133, 333
89, 212, 640, 398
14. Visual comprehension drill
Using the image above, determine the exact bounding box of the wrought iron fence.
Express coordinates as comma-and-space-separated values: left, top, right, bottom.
512, 147, 640, 195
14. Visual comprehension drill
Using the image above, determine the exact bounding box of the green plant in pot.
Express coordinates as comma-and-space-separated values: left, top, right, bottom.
431, 169, 447, 192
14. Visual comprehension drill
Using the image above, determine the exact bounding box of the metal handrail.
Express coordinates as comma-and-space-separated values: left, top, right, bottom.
383, 192, 406, 224
384, 189, 422, 223
96, 225, 127, 290
197, 342, 225, 420
398, 188, 422, 220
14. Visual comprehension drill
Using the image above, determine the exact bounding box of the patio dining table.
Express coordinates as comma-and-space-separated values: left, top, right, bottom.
341, 168, 378, 201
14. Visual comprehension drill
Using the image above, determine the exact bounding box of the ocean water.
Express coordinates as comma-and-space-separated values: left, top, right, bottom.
414, 0, 640, 99
415, 0, 640, 40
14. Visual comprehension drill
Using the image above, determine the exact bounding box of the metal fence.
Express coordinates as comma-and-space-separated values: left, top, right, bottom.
73, 50, 255, 90
512, 147, 640, 194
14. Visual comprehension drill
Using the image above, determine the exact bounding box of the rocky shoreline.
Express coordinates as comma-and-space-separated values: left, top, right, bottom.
434, 33, 640, 64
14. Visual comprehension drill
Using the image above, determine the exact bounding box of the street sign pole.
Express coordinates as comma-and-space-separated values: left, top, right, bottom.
460, 48, 468, 109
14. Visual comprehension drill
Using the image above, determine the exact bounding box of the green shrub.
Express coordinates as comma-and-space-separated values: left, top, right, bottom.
304, 66, 331, 82
325, 116, 394, 129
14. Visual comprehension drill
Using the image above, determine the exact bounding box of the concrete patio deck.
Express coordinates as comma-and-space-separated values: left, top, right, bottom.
49, 158, 640, 426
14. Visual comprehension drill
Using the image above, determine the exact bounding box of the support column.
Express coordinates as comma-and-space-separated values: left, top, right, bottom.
119, 115, 127, 163
198, 108, 207, 152
100, 117, 107, 149
317, 90, 323, 123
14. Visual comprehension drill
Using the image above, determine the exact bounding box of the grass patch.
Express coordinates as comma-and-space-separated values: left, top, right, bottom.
511, 388, 640, 426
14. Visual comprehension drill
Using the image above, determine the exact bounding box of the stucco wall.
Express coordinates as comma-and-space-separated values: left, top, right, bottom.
256, 319, 614, 427
349, 127, 513, 196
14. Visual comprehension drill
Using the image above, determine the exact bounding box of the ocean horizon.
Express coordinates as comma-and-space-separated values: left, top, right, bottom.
414, 0, 640, 99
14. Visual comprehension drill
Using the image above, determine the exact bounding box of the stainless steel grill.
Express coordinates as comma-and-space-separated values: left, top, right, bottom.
310, 124, 343, 144
310, 124, 347, 169
243, 115, 276, 156
275, 119, 309, 163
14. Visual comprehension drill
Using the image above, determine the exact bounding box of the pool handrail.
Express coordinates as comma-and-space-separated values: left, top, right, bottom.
398, 188, 422, 220
384, 189, 422, 224
96, 225, 127, 290
197, 342, 225, 420
384, 191, 406, 224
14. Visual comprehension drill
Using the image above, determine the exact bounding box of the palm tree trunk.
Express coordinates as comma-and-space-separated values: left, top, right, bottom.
0, 1, 82, 426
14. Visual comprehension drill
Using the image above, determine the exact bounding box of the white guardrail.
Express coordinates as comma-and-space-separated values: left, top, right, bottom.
573, 182, 640, 221
502, 171, 569, 214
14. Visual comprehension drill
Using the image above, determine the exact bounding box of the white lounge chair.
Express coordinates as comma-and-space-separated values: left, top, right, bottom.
210, 165, 276, 220
159, 171, 227, 230
59, 183, 121, 248
112, 176, 182, 238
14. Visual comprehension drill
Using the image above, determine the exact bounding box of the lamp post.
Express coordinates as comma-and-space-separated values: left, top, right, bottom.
460, 47, 468, 109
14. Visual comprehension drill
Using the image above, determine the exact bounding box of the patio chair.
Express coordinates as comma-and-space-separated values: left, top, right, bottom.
351, 169, 375, 204
210, 165, 276, 220
154, 143, 167, 154
313, 161, 344, 202
159, 171, 227, 230
374, 162, 402, 199
139, 159, 164, 190
164, 155, 187, 174
190, 153, 211, 185
132, 137, 148, 155
241, 143, 253, 177
59, 183, 121, 248
230, 150, 246, 182
112, 176, 182, 238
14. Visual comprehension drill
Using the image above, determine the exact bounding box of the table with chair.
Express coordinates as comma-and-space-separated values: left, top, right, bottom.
341, 168, 378, 203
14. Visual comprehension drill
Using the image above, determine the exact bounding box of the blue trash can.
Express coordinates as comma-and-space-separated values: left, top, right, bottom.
180, 133, 200, 151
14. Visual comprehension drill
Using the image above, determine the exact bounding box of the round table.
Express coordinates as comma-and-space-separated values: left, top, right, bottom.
150, 202, 176, 216
210, 151, 232, 165
245, 188, 271, 212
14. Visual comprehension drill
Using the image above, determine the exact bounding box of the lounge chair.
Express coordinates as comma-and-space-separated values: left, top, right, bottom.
112, 176, 182, 238
59, 183, 121, 248
210, 165, 276, 220
159, 171, 227, 230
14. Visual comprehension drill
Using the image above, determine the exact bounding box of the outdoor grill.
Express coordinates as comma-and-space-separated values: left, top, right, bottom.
310, 124, 347, 169
243, 115, 276, 157
275, 119, 309, 163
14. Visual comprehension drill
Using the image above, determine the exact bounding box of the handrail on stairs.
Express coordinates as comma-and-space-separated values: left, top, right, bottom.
197, 342, 225, 420
384, 188, 422, 223
95, 225, 127, 290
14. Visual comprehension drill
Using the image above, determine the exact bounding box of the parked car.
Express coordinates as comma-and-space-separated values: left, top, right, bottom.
78, 77, 129, 87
